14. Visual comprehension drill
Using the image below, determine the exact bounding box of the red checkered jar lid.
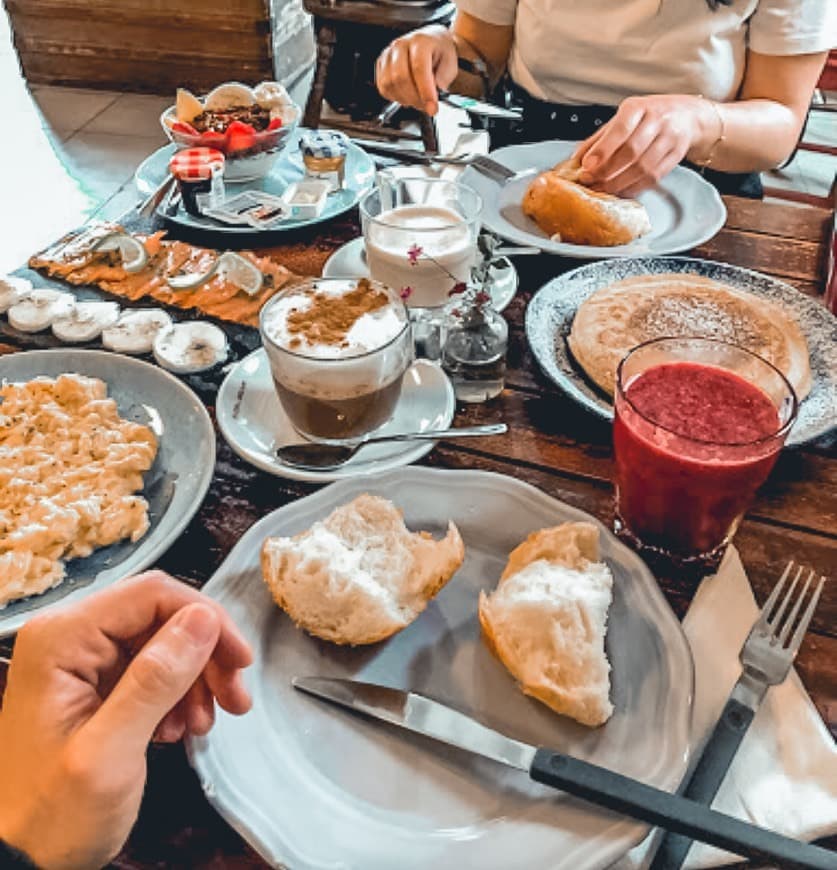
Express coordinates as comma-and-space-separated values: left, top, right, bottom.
169, 147, 225, 181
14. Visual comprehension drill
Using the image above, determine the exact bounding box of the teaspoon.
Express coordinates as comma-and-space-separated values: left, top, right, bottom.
276, 423, 507, 471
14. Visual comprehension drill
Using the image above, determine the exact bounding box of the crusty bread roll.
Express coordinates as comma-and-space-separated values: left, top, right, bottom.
261, 494, 464, 645
522, 157, 651, 246
478, 523, 614, 727
568, 273, 812, 400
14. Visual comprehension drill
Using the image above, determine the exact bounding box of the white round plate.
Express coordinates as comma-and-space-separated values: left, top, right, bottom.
322, 236, 520, 313
188, 467, 694, 870
0, 349, 215, 636
525, 257, 837, 447
216, 349, 455, 482
461, 140, 726, 258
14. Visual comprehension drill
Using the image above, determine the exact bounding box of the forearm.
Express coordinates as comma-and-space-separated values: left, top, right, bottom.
686, 96, 804, 173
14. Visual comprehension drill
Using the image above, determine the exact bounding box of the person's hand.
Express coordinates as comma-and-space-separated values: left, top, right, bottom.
574, 95, 711, 197
0, 571, 252, 870
376, 25, 459, 116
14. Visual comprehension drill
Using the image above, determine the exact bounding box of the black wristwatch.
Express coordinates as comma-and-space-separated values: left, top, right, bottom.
0, 840, 40, 868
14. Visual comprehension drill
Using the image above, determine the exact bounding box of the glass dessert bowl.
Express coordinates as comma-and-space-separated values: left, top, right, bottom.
161, 81, 301, 182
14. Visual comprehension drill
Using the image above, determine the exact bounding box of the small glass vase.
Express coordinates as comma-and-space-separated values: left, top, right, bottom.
442, 294, 508, 402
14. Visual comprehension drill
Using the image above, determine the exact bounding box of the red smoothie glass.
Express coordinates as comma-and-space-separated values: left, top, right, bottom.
613, 337, 798, 567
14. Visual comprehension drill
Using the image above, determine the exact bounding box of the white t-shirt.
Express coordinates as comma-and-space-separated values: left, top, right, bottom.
454, 0, 836, 105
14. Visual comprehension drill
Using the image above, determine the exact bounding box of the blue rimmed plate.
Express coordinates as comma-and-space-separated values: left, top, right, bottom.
525, 257, 837, 446
134, 130, 376, 235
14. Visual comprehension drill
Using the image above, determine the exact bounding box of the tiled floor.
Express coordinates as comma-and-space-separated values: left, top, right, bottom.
0, 5, 834, 276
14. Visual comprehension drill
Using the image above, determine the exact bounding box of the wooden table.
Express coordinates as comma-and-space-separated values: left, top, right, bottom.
0, 195, 834, 867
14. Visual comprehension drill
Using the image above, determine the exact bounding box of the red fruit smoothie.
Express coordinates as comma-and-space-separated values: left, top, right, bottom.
614, 361, 783, 556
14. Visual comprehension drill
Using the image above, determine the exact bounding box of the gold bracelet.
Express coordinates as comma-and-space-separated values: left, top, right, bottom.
695, 96, 726, 168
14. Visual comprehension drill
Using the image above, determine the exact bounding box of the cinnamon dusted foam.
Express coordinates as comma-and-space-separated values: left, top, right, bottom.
262, 278, 407, 359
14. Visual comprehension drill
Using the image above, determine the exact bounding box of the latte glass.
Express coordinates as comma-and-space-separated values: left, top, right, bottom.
260, 279, 413, 443
360, 177, 483, 310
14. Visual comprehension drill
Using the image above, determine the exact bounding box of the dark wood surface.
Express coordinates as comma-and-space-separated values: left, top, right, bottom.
0, 195, 834, 868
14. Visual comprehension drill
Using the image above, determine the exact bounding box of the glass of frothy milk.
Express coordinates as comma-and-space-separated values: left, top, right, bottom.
260, 278, 413, 443
360, 178, 483, 310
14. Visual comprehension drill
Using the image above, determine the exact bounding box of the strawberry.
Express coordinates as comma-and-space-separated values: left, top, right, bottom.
171, 121, 198, 137
225, 120, 257, 153
267, 117, 283, 131
199, 130, 227, 150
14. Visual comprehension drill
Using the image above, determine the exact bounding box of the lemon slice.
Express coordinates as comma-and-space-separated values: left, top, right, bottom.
167, 257, 220, 290
52, 301, 121, 343
176, 88, 204, 124
8, 289, 75, 332
0, 275, 33, 313
153, 321, 228, 374
91, 232, 149, 273
217, 252, 263, 296
102, 308, 173, 355
204, 82, 255, 111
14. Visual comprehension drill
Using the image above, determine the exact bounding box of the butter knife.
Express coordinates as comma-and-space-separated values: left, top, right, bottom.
293, 677, 836, 869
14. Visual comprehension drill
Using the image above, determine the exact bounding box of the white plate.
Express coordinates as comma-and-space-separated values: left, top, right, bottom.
461, 140, 727, 258
322, 236, 520, 313
188, 467, 694, 870
525, 257, 837, 447
216, 350, 455, 482
0, 349, 215, 636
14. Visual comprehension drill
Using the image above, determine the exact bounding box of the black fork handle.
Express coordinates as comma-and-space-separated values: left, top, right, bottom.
650, 697, 756, 869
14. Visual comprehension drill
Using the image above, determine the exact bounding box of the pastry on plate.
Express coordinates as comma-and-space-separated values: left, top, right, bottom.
568, 272, 812, 399
261, 494, 464, 645
478, 522, 614, 727
522, 157, 651, 246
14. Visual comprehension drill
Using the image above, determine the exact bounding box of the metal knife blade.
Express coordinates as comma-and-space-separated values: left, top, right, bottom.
293, 677, 535, 771
293, 676, 837, 870
438, 91, 522, 120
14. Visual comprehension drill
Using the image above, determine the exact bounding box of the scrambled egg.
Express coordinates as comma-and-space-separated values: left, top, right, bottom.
0, 374, 158, 607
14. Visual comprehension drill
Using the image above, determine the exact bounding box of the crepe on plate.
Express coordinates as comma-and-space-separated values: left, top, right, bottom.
261, 494, 464, 645
568, 273, 812, 400
522, 157, 651, 247
478, 522, 614, 727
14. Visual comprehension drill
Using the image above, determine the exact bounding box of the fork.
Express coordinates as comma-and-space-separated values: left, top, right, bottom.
651, 562, 828, 870
353, 140, 521, 183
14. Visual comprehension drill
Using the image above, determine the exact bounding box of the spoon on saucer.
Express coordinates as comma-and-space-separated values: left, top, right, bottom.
276, 423, 507, 471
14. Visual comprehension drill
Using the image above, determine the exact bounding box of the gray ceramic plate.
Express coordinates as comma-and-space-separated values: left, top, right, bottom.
461, 140, 726, 258
0, 349, 215, 636
134, 132, 376, 235
525, 257, 837, 447
188, 467, 694, 870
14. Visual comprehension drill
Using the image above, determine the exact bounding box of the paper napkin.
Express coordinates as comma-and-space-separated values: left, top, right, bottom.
613, 546, 837, 869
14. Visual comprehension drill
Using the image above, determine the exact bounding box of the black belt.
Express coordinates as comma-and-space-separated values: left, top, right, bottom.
484, 80, 762, 199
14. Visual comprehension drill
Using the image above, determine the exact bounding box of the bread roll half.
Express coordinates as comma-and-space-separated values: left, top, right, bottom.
479, 522, 614, 727
522, 164, 651, 247
261, 494, 464, 645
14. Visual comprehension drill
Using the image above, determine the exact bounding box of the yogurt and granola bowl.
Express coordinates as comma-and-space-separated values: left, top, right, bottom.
161, 81, 300, 182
